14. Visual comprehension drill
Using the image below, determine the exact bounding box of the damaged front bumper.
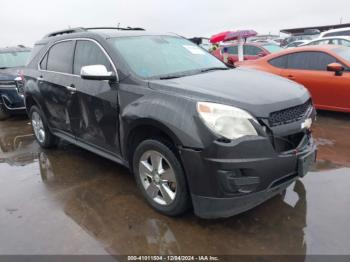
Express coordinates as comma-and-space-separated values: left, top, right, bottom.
180, 131, 317, 219
0, 87, 26, 114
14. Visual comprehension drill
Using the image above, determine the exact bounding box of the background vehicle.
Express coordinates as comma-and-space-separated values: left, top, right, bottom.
188, 37, 213, 51
285, 40, 309, 48
24, 27, 316, 219
320, 27, 350, 38
249, 39, 282, 46
212, 42, 282, 63
303, 36, 350, 47
248, 34, 281, 44
280, 30, 320, 47
236, 45, 350, 112
0, 46, 31, 120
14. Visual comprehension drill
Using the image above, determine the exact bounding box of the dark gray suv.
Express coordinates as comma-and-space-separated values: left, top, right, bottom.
23, 27, 316, 218
0, 46, 31, 120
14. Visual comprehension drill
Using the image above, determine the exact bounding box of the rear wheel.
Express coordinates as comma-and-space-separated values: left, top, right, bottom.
133, 139, 190, 216
0, 105, 10, 120
30, 106, 58, 148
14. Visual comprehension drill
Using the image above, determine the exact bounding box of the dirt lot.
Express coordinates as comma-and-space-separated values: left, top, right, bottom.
0, 111, 349, 256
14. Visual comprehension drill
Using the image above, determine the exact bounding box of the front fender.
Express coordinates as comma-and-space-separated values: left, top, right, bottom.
24, 77, 46, 115
120, 91, 211, 157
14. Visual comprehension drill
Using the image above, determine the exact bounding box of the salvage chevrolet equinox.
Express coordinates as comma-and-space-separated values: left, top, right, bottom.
23, 27, 317, 218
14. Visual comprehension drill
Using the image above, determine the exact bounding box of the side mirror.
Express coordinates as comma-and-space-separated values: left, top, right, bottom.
80, 65, 117, 81
257, 52, 266, 57
327, 63, 344, 76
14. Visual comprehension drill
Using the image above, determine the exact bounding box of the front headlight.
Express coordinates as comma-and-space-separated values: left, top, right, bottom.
196, 102, 258, 139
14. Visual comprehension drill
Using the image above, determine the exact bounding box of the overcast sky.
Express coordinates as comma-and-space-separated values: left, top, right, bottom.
1, 0, 349, 46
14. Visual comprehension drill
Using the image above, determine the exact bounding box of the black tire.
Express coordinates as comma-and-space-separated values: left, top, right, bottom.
0, 105, 10, 121
133, 139, 191, 216
29, 105, 58, 148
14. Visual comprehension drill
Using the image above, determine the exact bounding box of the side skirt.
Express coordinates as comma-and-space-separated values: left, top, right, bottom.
52, 130, 129, 168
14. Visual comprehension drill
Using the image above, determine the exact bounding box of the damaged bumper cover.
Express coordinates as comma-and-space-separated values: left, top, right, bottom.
0, 87, 26, 113
180, 131, 316, 219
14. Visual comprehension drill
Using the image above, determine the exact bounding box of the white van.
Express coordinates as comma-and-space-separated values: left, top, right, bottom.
320, 27, 350, 38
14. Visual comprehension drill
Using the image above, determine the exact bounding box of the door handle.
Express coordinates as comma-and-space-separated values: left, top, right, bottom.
66, 84, 77, 94
36, 76, 44, 81
287, 75, 295, 79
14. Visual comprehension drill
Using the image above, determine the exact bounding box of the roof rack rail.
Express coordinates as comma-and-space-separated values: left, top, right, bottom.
85, 27, 146, 31
44, 27, 85, 38
44, 26, 146, 38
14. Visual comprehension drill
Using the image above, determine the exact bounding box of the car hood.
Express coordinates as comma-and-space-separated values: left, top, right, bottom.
148, 68, 310, 118
0, 68, 19, 81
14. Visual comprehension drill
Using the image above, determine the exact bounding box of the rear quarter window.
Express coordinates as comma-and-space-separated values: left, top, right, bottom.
268, 55, 288, 68
40, 53, 48, 70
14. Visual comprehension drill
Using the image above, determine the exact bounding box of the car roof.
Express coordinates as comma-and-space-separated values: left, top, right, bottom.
0, 46, 31, 53
222, 42, 278, 47
320, 27, 350, 36
313, 36, 350, 41
265, 45, 345, 58
288, 40, 309, 44
285, 40, 308, 47
34, 27, 176, 45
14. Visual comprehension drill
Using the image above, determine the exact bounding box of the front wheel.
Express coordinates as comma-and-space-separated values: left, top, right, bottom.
30, 106, 58, 148
133, 139, 191, 216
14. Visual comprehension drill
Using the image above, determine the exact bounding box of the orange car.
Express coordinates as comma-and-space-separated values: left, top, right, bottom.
235, 45, 350, 113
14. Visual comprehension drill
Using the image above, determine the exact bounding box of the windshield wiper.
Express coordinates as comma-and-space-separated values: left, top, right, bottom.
200, 67, 229, 73
0, 67, 8, 69
159, 68, 229, 79
159, 74, 188, 80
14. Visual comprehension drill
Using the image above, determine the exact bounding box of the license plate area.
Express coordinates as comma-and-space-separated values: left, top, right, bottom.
298, 150, 317, 177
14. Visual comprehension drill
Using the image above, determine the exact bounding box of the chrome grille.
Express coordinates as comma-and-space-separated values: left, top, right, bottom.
0, 80, 16, 86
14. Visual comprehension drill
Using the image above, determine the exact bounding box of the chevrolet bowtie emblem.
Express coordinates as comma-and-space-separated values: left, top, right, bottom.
301, 118, 312, 130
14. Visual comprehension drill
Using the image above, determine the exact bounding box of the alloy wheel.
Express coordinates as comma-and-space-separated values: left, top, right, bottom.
139, 150, 177, 206
31, 111, 46, 144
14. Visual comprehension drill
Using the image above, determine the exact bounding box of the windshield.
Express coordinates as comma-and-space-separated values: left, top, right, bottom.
109, 35, 226, 79
262, 44, 283, 53
0, 51, 31, 68
333, 47, 350, 63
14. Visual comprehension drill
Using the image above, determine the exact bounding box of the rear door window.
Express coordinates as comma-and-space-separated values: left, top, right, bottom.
46, 41, 75, 74
308, 41, 318, 46
327, 39, 338, 45
73, 40, 112, 75
225, 46, 238, 55
244, 45, 263, 56
311, 40, 329, 45
339, 39, 350, 47
286, 51, 337, 71
316, 40, 327, 45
